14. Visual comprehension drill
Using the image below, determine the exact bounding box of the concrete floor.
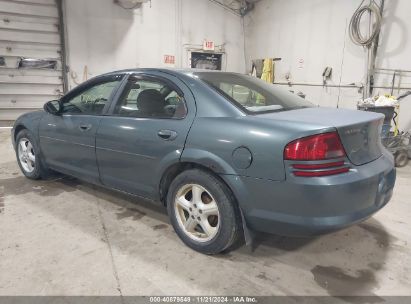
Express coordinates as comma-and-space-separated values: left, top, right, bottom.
0, 129, 410, 297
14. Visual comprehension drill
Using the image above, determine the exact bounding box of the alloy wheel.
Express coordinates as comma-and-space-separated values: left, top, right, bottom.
174, 183, 220, 242
18, 138, 36, 173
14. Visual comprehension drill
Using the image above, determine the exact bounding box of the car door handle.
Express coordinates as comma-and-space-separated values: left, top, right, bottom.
79, 123, 92, 131
157, 129, 178, 141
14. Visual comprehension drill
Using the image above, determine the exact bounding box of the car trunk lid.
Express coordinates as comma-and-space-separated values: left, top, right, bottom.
256, 107, 385, 165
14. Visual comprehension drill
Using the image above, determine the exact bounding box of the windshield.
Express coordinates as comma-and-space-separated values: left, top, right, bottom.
195, 72, 313, 113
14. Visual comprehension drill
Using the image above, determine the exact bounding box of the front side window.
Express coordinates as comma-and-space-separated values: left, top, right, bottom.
62, 79, 121, 115
195, 72, 313, 114
114, 76, 187, 119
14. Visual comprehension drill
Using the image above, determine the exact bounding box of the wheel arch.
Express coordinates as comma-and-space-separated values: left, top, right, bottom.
12, 124, 28, 148
13, 123, 40, 150
159, 160, 252, 247
159, 161, 236, 207
158, 148, 238, 204
12, 111, 44, 148
14, 124, 27, 140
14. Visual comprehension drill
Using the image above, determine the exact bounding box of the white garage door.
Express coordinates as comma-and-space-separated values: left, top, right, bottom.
0, 0, 64, 121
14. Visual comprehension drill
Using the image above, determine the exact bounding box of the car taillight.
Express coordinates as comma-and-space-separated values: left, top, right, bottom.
284, 132, 350, 177
284, 132, 346, 160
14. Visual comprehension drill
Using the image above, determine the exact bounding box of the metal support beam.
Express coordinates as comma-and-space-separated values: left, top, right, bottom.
274, 82, 362, 89
56, 0, 68, 94
274, 81, 411, 91
208, 0, 241, 16
374, 68, 411, 74
369, 0, 385, 96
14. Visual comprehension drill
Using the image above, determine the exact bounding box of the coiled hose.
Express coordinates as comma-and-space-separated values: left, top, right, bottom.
349, 0, 382, 46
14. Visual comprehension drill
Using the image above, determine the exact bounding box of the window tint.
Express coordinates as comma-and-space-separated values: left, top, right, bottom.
114, 76, 187, 119
219, 83, 266, 107
195, 72, 313, 114
62, 80, 120, 115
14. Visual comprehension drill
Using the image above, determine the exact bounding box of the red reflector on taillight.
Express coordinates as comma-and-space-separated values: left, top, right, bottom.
292, 161, 345, 170
284, 132, 346, 160
293, 167, 350, 177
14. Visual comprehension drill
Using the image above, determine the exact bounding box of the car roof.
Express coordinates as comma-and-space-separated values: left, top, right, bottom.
100, 68, 241, 78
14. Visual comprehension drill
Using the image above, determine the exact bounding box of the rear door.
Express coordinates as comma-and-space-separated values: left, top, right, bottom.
96, 72, 196, 199
39, 74, 123, 183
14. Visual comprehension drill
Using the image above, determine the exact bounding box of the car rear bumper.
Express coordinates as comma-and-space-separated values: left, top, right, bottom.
222, 150, 396, 237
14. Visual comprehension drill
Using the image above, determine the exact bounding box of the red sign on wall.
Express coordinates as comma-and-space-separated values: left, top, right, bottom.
164, 55, 175, 64
203, 40, 215, 51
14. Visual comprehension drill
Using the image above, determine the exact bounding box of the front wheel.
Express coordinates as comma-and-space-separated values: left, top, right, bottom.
167, 169, 242, 254
15, 129, 49, 179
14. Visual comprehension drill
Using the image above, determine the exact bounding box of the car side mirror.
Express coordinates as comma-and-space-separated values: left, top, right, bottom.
44, 100, 62, 115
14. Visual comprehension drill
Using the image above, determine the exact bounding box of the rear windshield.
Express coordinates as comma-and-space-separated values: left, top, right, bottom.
195, 72, 313, 114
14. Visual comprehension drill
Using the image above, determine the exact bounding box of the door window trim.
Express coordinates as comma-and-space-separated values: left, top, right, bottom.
107, 73, 188, 120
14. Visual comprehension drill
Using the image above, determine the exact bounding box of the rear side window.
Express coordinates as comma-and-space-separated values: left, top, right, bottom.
195, 72, 313, 114
114, 75, 187, 119
219, 83, 266, 106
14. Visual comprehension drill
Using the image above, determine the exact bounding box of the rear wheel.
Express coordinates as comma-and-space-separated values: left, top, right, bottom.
167, 169, 242, 254
15, 130, 49, 179
394, 150, 409, 168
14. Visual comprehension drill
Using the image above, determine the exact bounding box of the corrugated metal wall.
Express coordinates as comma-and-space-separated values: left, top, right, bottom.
0, 0, 64, 121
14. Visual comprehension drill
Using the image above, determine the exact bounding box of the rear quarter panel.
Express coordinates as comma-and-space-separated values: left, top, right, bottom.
182, 116, 335, 181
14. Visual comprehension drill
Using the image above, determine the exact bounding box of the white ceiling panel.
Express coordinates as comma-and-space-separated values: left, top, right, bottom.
0, 0, 58, 18
0, 14, 59, 32
0, 28, 60, 44
0, 83, 63, 95
0, 0, 63, 120
0, 42, 60, 57
0, 74, 62, 84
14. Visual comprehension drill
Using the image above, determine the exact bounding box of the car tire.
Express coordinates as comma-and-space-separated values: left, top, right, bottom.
394, 150, 409, 168
167, 169, 242, 254
15, 129, 49, 180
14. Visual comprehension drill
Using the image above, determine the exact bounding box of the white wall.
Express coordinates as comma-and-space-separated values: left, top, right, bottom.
63, 0, 411, 130
245, 0, 411, 130
64, 0, 245, 88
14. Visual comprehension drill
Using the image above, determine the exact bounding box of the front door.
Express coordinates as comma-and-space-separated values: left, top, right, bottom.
39, 75, 123, 183
96, 73, 195, 199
